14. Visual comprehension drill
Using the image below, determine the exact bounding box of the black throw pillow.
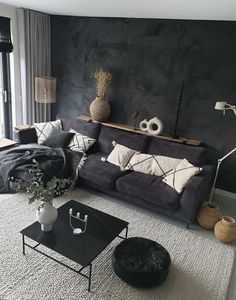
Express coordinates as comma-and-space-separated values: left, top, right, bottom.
42, 128, 75, 148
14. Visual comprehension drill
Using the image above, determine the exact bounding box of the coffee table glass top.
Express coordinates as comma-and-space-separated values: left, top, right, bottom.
20, 200, 129, 267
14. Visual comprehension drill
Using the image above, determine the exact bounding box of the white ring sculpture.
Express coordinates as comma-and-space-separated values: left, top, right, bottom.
139, 119, 148, 131
147, 117, 164, 135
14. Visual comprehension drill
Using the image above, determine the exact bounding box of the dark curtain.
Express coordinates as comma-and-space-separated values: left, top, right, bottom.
0, 16, 13, 53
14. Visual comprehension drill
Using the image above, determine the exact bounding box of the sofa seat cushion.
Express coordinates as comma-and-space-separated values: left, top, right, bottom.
116, 172, 180, 210
78, 153, 124, 190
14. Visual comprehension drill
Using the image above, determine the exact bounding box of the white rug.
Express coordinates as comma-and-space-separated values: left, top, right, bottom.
0, 189, 235, 300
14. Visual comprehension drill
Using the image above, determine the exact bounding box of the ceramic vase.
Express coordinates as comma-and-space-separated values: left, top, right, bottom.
197, 202, 221, 229
36, 202, 58, 232
147, 117, 164, 135
89, 96, 111, 122
139, 119, 148, 132
139, 119, 148, 131
214, 216, 236, 243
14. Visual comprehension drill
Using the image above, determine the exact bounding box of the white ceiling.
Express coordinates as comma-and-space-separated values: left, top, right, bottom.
1, 0, 236, 20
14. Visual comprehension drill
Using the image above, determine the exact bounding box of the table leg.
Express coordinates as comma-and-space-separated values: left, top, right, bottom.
22, 235, 25, 255
88, 264, 92, 292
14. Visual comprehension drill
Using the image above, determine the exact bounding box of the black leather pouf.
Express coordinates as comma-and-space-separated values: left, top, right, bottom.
112, 237, 171, 288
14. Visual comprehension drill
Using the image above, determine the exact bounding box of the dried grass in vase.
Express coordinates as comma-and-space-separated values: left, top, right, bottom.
91, 68, 112, 98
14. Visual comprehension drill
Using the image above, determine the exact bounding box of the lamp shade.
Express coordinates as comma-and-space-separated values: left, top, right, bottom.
35, 77, 56, 104
215, 101, 227, 110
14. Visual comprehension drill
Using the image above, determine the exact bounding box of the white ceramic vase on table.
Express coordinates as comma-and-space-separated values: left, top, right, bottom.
36, 202, 58, 232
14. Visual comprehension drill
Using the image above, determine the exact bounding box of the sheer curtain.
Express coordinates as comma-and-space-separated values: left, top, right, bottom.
17, 9, 51, 125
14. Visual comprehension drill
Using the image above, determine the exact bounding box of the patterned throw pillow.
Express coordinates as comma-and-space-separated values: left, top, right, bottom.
125, 153, 182, 177
162, 158, 202, 194
34, 120, 62, 144
106, 142, 138, 169
68, 129, 96, 152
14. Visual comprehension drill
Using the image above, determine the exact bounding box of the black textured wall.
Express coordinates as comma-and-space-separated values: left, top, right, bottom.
51, 16, 236, 193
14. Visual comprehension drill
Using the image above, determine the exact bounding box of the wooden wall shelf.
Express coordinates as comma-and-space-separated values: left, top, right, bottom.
79, 115, 201, 146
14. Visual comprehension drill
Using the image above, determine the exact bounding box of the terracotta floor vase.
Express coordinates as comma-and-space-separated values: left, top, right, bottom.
197, 202, 221, 230
214, 216, 236, 243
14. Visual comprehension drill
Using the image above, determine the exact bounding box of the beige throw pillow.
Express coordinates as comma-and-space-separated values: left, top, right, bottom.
106, 142, 137, 169
125, 153, 182, 177
162, 158, 202, 194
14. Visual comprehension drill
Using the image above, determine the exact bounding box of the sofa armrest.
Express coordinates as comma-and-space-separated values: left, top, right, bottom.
179, 164, 215, 223
14, 127, 38, 144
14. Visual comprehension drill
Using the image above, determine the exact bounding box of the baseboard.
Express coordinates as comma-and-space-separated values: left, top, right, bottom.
215, 188, 236, 200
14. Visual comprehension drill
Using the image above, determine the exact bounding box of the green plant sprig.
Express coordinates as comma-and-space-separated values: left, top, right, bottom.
10, 161, 71, 205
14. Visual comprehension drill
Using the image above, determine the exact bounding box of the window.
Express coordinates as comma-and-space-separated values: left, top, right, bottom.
0, 52, 12, 138
0, 53, 3, 138
0, 16, 13, 139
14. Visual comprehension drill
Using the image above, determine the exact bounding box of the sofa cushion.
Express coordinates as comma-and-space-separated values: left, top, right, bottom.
34, 120, 62, 144
162, 159, 203, 194
68, 129, 96, 153
125, 153, 182, 177
116, 172, 180, 210
42, 128, 74, 148
147, 138, 206, 166
98, 126, 149, 155
61, 119, 101, 139
78, 153, 124, 190
107, 142, 138, 169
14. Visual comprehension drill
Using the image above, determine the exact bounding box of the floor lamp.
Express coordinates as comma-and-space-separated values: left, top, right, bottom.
209, 101, 236, 202
35, 77, 56, 122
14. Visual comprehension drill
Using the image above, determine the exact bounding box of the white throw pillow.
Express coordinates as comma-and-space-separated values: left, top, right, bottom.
125, 153, 182, 177
162, 158, 202, 194
106, 142, 137, 168
34, 120, 62, 144
68, 129, 96, 152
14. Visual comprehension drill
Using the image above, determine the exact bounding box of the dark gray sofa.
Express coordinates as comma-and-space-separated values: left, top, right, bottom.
14, 118, 215, 226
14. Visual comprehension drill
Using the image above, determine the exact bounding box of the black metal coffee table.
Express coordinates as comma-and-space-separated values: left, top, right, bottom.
20, 200, 129, 291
